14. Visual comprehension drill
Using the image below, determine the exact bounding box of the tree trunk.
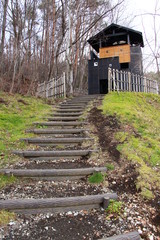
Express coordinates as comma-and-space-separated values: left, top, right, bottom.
0, 0, 9, 57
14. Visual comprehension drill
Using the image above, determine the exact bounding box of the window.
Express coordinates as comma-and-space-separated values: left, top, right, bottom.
120, 63, 129, 69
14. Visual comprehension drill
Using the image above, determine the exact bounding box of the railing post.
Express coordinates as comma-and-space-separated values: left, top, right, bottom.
63, 72, 66, 98
113, 69, 116, 91
116, 69, 119, 92
128, 72, 131, 92
120, 70, 123, 91
43, 81, 46, 98
108, 68, 111, 93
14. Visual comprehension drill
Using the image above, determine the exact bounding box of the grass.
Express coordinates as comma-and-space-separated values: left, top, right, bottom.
88, 172, 105, 184
101, 92, 160, 199
0, 210, 16, 226
0, 91, 53, 186
106, 200, 123, 220
106, 163, 115, 171
0, 175, 17, 189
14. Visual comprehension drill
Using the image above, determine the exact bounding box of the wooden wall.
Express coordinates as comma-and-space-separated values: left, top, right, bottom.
99, 44, 130, 63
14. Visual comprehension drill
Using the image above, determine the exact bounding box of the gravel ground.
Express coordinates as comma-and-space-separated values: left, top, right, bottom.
12, 158, 94, 169
0, 179, 107, 200
0, 209, 133, 240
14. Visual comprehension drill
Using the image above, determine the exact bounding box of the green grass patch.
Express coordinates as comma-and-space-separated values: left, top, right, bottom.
0, 91, 53, 168
106, 163, 115, 171
0, 175, 17, 189
0, 210, 16, 226
88, 172, 105, 184
101, 92, 160, 198
106, 200, 123, 219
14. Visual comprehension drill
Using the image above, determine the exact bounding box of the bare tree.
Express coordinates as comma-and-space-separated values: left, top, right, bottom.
0, 0, 126, 95
0, 0, 9, 57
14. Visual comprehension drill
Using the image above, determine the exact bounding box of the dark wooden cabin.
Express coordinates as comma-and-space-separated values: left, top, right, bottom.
87, 23, 144, 94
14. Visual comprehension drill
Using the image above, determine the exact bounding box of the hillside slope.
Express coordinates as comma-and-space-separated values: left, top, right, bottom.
0, 92, 53, 170
101, 92, 160, 199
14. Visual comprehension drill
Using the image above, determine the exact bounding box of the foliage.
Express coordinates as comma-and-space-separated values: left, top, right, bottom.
106, 200, 123, 219
106, 163, 115, 171
0, 92, 53, 168
101, 92, 160, 199
0, 211, 16, 226
0, 175, 17, 189
88, 172, 105, 184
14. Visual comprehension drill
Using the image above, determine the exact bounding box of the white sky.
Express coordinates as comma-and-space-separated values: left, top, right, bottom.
126, 0, 160, 72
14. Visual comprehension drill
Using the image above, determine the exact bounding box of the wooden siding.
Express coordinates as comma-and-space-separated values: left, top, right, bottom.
99, 44, 131, 63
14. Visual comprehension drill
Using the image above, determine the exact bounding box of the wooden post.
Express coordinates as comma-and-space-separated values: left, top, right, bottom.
113, 69, 116, 91
55, 78, 57, 98
138, 75, 140, 92
120, 70, 123, 91
63, 72, 66, 98
116, 69, 119, 92
99, 231, 140, 240
128, 72, 131, 92
108, 68, 111, 93
46, 82, 48, 98
103, 197, 109, 209
43, 81, 46, 98
123, 71, 126, 91
135, 74, 138, 92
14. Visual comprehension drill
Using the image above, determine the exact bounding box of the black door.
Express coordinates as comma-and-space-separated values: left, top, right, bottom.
100, 79, 108, 94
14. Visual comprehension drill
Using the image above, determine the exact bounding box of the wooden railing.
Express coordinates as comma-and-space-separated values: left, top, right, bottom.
108, 68, 159, 94
37, 72, 66, 98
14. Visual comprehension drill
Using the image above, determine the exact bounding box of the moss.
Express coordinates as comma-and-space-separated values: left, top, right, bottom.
141, 189, 154, 200
88, 172, 105, 184
106, 163, 115, 171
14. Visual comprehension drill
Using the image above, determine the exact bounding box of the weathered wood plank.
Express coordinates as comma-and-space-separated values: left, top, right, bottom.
25, 129, 87, 134
47, 117, 82, 121
0, 167, 107, 177
33, 122, 87, 126
9, 204, 100, 215
52, 112, 83, 116
56, 109, 83, 112
59, 105, 85, 109
12, 149, 94, 157
99, 231, 140, 240
21, 137, 93, 144
0, 193, 117, 214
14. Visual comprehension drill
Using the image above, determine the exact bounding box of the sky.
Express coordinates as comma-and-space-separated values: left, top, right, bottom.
126, 0, 160, 72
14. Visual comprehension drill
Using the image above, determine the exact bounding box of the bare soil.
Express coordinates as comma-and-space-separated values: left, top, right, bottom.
88, 108, 120, 161
88, 107, 160, 239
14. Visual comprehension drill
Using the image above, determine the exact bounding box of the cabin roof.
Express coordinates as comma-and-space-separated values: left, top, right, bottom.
87, 23, 144, 52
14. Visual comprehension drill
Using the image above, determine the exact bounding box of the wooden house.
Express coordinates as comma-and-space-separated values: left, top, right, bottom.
87, 23, 144, 94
